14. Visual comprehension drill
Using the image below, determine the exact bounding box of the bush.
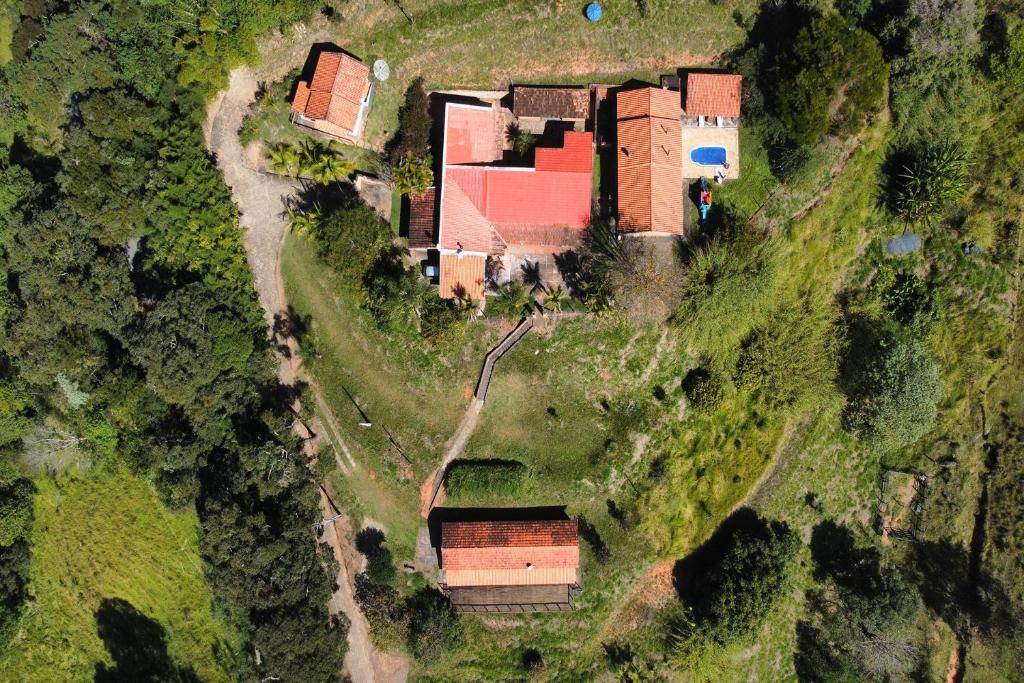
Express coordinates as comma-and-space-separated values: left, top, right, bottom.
355, 528, 396, 585
891, 142, 969, 227
988, 21, 1024, 89
310, 200, 391, 284
354, 574, 406, 648
405, 588, 463, 662
445, 459, 528, 499
676, 515, 800, 645
386, 77, 432, 163
888, 0, 983, 139
605, 237, 686, 324
682, 367, 725, 413
676, 233, 781, 358
877, 270, 938, 328
773, 14, 888, 144
846, 334, 944, 448
735, 300, 838, 409
418, 294, 467, 345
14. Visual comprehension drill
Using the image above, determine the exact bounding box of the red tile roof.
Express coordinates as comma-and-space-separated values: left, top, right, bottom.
291, 51, 371, 134
442, 520, 578, 548
616, 88, 683, 234
440, 174, 496, 253
442, 105, 504, 165
443, 546, 580, 571
407, 187, 437, 248
685, 73, 742, 118
439, 253, 486, 301
292, 81, 311, 114
617, 86, 680, 121
438, 103, 593, 253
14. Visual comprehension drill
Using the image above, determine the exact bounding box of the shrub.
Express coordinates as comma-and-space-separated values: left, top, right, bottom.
355, 528, 396, 585
418, 294, 467, 345
888, 0, 983, 139
310, 200, 391, 284
386, 77, 431, 163
891, 142, 969, 227
354, 574, 406, 648
605, 237, 686, 324
445, 459, 528, 499
405, 588, 463, 661
682, 367, 725, 412
676, 233, 781, 357
877, 270, 938, 328
846, 335, 944, 448
677, 517, 800, 644
735, 300, 839, 408
773, 14, 888, 144
988, 22, 1024, 88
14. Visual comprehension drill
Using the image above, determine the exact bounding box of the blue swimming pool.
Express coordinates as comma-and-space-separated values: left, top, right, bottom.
690, 146, 727, 166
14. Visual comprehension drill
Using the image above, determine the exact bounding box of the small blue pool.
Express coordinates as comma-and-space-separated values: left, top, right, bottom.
690, 146, 727, 166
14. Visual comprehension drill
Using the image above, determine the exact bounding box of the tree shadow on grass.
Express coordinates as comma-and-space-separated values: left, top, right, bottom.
94, 598, 200, 683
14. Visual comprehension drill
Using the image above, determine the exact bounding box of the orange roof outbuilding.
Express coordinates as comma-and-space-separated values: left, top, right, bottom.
441, 520, 580, 588
438, 253, 486, 303
291, 51, 371, 135
616, 87, 683, 235
684, 73, 743, 118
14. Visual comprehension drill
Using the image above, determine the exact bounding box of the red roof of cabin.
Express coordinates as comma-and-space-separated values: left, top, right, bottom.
291, 51, 371, 133
684, 73, 742, 118
441, 520, 579, 572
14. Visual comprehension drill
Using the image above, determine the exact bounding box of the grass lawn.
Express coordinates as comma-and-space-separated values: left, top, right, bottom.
281, 234, 504, 553
0, 467, 244, 682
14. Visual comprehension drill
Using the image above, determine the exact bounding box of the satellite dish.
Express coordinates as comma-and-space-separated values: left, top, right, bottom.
373, 59, 390, 81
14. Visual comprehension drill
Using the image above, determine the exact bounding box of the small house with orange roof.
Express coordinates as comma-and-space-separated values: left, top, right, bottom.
680, 72, 742, 181
291, 49, 373, 141
440, 519, 581, 612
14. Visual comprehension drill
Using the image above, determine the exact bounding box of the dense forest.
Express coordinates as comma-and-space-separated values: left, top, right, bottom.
0, 0, 345, 680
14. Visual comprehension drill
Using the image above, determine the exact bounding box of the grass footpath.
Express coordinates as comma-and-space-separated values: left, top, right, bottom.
0, 467, 244, 682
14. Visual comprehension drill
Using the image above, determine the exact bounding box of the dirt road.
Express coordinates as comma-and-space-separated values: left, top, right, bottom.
204, 63, 406, 683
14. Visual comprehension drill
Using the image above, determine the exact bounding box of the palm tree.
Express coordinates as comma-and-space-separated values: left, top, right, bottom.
544, 286, 566, 313
267, 143, 299, 176
286, 201, 322, 235
310, 154, 355, 185
520, 260, 546, 295
297, 139, 325, 177
392, 153, 434, 195
496, 280, 532, 317
894, 143, 968, 227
